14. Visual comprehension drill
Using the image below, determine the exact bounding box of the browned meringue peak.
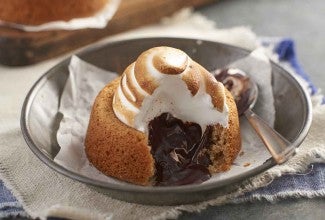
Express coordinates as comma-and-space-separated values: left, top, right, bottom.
112, 46, 227, 131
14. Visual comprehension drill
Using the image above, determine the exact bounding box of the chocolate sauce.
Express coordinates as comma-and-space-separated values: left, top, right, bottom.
148, 113, 212, 186
213, 68, 255, 116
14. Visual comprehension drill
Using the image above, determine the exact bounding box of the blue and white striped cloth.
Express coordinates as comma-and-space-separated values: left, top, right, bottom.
1, 39, 324, 218
0, 181, 25, 218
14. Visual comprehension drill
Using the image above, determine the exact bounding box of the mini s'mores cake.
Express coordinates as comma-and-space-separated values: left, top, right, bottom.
85, 47, 241, 186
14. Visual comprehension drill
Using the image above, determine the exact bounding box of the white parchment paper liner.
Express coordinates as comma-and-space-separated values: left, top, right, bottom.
55, 50, 275, 185
0, 0, 120, 31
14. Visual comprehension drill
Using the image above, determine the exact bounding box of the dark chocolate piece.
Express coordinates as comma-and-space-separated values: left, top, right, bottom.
148, 113, 212, 186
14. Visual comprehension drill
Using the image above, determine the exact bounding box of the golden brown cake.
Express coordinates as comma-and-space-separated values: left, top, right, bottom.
85, 47, 241, 186
0, 0, 108, 25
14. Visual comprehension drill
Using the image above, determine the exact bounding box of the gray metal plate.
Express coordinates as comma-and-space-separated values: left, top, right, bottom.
21, 38, 312, 205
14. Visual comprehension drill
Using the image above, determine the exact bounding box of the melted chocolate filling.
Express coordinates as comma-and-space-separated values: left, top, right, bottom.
148, 113, 212, 186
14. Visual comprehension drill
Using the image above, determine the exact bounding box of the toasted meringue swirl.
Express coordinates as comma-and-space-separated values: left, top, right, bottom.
112, 46, 229, 133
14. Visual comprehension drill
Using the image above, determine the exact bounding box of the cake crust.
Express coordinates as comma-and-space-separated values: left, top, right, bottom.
85, 78, 155, 186
208, 89, 241, 173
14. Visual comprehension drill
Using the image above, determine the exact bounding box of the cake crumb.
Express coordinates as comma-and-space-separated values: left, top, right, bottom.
239, 151, 244, 156
243, 162, 251, 167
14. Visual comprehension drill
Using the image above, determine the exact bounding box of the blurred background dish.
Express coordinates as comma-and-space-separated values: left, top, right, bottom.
0, 0, 214, 66
0, 0, 109, 25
